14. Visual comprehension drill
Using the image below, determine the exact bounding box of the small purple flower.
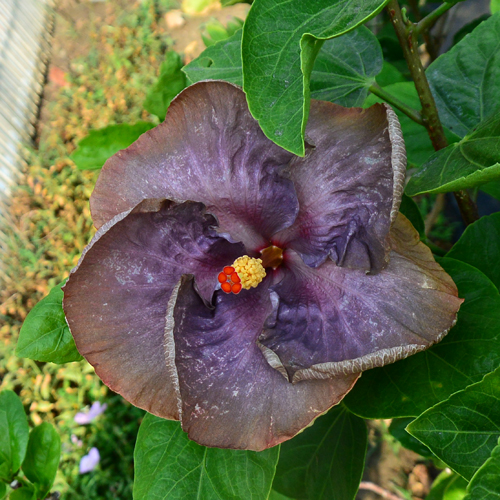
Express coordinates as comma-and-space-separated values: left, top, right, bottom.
63, 81, 462, 451
74, 401, 107, 425
79, 447, 100, 474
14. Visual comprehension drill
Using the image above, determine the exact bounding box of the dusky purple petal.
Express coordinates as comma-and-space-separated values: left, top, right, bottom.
74, 402, 107, 425
63, 200, 244, 420
273, 101, 406, 272
171, 276, 359, 451
79, 447, 100, 474
90, 81, 299, 252
262, 214, 463, 382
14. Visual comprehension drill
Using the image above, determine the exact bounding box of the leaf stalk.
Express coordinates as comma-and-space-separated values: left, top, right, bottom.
369, 83, 424, 125
415, 0, 461, 37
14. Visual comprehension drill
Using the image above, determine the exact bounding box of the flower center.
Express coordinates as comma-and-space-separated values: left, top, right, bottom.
218, 246, 284, 295
218, 256, 266, 294
260, 245, 283, 269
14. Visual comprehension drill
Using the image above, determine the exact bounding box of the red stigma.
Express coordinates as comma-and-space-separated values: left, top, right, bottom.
219, 267, 242, 294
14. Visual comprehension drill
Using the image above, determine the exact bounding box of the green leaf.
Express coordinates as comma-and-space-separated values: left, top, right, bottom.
0, 391, 29, 482
0, 482, 6, 500
310, 26, 383, 107
9, 486, 37, 500
133, 414, 279, 499
185, 25, 384, 106
269, 491, 295, 500
427, 470, 468, 500
16, 282, 82, 364
406, 113, 500, 195
375, 61, 406, 87
242, 0, 390, 155
70, 122, 155, 171
364, 82, 459, 166
143, 52, 187, 121
273, 404, 367, 500
427, 13, 500, 137
480, 180, 500, 200
183, 30, 243, 85
389, 418, 433, 458
399, 194, 425, 237
22, 423, 60, 499
408, 366, 500, 480
465, 439, 500, 500
493, 0, 500, 14
446, 212, 500, 291
344, 259, 500, 419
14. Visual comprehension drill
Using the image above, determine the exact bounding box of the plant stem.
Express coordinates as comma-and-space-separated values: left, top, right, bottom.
415, 0, 461, 36
386, 0, 479, 225
369, 83, 424, 125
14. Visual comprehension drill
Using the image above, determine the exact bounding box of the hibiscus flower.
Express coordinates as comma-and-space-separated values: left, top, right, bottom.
63, 81, 462, 451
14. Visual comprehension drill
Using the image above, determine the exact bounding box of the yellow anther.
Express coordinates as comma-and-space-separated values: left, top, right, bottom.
232, 256, 266, 290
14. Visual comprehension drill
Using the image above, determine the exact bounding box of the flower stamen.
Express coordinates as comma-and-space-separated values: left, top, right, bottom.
218, 257, 266, 294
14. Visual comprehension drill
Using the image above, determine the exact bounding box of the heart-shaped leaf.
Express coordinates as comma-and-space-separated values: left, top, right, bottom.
133, 414, 279, 499
273, 404, 367, 500
16, 282, 82, 364
408, 366, 500, 480
406, 113, 500, 195
427, 13, 500, 137
242, 0, 390, 155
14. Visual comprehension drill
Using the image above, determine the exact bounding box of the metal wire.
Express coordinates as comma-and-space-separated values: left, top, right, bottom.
0, 0, 54, 263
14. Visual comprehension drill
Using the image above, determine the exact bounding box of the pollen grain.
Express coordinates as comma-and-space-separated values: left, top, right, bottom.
232, 256, 266, 290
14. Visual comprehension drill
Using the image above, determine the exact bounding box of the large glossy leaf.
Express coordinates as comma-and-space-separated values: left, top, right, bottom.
273, 404, 366, 500
0, 391, 29, 482
344, 259, 500, 419
406, 113, 500, 195
22, 423, 60, 498
389, 418, 433, 458
143, 52, 187, 121
446, 212, 500, 291
408, 366, 500, 480
185, 25, 383, 109
183, 30, 243, 85
133, 414, 279, 499
427, 470, 468, 500
427, 13, 500, 137
364, 82, 459, 166
480, 181, 500, 200
309, 26, 383, 107
70, 122, 155, 171
465, 439, 500, 500
16, 283, 82, 364
242, 0, 390, 155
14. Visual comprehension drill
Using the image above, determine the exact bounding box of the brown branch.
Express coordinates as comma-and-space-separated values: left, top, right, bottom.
386, 0, 478, 225
359, 482, 405, 500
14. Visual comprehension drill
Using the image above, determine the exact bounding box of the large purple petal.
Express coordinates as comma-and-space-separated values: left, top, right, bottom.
63, 200, 244, 419
273, 101, 406, 272
262, 214, 463, 382
171, 276, 359, 451
90, 81, 298, 252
